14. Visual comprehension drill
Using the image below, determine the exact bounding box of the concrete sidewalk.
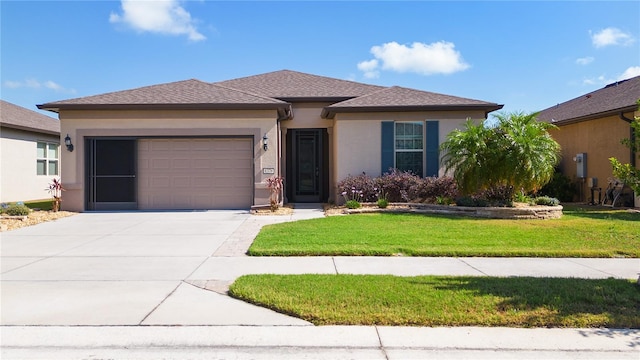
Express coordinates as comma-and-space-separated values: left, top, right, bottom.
2, 204, 639, 359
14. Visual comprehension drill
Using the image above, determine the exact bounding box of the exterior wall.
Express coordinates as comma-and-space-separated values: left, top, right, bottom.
0, 127, 60, 202
549, 111, 639, 202
332, 110, 487, 202
58, 109, 278, 212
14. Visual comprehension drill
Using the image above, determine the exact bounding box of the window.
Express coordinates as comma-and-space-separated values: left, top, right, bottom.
381, 120, 439, 177
395, 122, 424, 177
36, 142, 59, 176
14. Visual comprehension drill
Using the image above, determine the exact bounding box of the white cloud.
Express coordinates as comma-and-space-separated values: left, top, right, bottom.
591, 27, 634, 48
575, 56, 594, 65
3, 79, 75, 93
618, 66, 640, 80
357, 59, 380, 78
582, 75, 610, 86
357, 41, 469, 77
110, 0, 205, 42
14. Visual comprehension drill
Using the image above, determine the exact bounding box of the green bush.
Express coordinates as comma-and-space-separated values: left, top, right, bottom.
377, 198, 389, 208
534, 196, 560, 206
345, 200, 362, 209
539, 171, 577, 202
5, 204, 31, 216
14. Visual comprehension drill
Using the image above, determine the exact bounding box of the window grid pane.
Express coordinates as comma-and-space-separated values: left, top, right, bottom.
48, 160, 59, 176
37, 160, 47, 175
37, 142, 46, 158
48, 144, 59, 159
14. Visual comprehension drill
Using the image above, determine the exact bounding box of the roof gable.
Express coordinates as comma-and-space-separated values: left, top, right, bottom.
538, 76, 640, 124
38, 79, 288, 112
0, 100, 60, 135
215, 70, 385, 100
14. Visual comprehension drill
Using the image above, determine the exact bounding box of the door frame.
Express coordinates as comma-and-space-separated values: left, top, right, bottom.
85, 137, 138, 211
286, 128, 329, 203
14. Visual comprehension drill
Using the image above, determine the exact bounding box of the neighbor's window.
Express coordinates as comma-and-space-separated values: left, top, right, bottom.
37, 142, 59, 176
395, 122, 423, 177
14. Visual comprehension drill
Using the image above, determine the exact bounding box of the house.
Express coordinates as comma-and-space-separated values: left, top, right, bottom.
1, 100, 61, 203
37, 70, 502, 212
537, 76, 639, 205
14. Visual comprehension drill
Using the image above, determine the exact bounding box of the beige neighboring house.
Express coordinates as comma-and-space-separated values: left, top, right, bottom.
538, 76, 639, 206
37, 70, 502, 212
1, 100, 61, 203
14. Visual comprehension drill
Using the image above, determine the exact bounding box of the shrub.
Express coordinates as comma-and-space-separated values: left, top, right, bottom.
533, 196, 560, 206
337, 173, 377, 202
455, 196, 488, 207
377, 198, 389, 208
5, 203, 31, 216
345, 200, 362, 209
539, 171, 577, 202
378, 169, 422, 202
411, 176, 458, 203
477, 185, 514, 207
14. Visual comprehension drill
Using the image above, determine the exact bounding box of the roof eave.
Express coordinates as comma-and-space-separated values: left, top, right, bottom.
546, 105, 638, 126
0, 122, 60, 136
321, 104, 504, 119
37, 102, 290, 114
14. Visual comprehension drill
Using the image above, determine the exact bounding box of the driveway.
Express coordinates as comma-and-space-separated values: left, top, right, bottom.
0, 211, 311, 326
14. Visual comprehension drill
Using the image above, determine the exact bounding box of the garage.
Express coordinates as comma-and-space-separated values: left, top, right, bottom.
137, 138, 253, 210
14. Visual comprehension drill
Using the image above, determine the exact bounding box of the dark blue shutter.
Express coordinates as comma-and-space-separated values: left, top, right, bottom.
381, 121, 394, 175
425, 121, 439, 177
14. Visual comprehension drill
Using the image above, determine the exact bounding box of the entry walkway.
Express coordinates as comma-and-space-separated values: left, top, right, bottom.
2, 204, 639, 359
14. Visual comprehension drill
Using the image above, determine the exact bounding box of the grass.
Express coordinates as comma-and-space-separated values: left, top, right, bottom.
229, 274, 640, 328
24, 199, 54, 211
248, 205, 639, 257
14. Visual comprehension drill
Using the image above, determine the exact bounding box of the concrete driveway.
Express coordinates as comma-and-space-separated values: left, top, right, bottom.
1, 211, 311, 326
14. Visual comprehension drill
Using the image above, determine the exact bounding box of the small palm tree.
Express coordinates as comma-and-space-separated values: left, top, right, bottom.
440, 112, 560, 197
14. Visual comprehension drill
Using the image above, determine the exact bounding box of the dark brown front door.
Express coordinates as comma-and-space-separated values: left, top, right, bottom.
287, 129, 328, 203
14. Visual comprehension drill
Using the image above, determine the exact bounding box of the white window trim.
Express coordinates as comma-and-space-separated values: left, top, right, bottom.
394, 121, 424, 176
36, 142, 60, 176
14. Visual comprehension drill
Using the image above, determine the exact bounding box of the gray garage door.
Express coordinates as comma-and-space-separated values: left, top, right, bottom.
137, 138, 253, 210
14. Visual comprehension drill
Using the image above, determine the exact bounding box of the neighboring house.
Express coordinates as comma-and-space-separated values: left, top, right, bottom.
37, 70, 502, 212
538, 76, 639, 205
1, 100, 61, 203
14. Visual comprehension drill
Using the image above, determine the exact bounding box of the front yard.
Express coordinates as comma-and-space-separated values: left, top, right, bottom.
248, 205, 639, 257
229, 275, 640, 328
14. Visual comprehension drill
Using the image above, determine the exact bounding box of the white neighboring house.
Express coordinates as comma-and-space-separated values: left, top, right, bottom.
1, 100, 61, 203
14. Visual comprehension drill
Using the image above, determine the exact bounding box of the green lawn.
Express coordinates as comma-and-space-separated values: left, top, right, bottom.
248, 206, 639, 257
229, 274, 640, 328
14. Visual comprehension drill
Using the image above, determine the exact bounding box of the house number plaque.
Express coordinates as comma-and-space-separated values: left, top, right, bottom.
263, 168, 275, 174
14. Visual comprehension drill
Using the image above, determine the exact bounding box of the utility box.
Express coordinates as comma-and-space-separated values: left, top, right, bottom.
575, 153, 587, 178
587, 177, 597, 188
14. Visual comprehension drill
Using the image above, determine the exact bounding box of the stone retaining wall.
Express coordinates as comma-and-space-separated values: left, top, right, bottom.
343, 203, 563, 220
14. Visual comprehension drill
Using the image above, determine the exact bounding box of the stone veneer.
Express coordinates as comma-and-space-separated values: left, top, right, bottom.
343, 203, 563, 220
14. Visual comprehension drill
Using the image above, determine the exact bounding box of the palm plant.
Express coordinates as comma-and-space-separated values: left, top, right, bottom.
440, 112, 560, 197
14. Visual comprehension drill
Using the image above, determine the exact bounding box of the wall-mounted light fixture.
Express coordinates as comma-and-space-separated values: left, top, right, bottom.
64, 134, 74, 152
262, 134, 269, 151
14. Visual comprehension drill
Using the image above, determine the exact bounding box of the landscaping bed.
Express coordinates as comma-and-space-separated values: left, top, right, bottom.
0, 210, 76, 232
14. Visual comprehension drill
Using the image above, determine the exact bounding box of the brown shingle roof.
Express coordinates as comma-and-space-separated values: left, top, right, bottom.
322, 86, 503, 118
538, 76, 640, 124
0, 100, 60, 135
215, 70, 385, 100
38, 79, 288, 112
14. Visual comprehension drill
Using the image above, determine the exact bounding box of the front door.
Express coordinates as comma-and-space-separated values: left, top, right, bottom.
287, 129, 328, 202
85, 138, 137, 210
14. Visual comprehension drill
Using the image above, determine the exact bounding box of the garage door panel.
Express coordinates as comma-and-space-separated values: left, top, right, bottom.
138, 138, 253, 210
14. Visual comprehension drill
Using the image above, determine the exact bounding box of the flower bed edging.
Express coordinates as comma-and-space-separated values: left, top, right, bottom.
340, 203, 563, 220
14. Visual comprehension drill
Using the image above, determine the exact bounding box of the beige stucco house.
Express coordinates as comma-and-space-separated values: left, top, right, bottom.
1, 100, 61, 203
538, 75, 639, 206
37, 70, 502, 212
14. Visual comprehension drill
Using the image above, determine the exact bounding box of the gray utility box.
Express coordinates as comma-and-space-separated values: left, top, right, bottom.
575, 153, 587, 178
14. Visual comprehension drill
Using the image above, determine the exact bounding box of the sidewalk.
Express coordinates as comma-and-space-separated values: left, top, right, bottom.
2, 204, 638, 359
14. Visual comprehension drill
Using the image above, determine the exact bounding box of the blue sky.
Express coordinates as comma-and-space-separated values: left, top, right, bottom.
2, 1, 639, 119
